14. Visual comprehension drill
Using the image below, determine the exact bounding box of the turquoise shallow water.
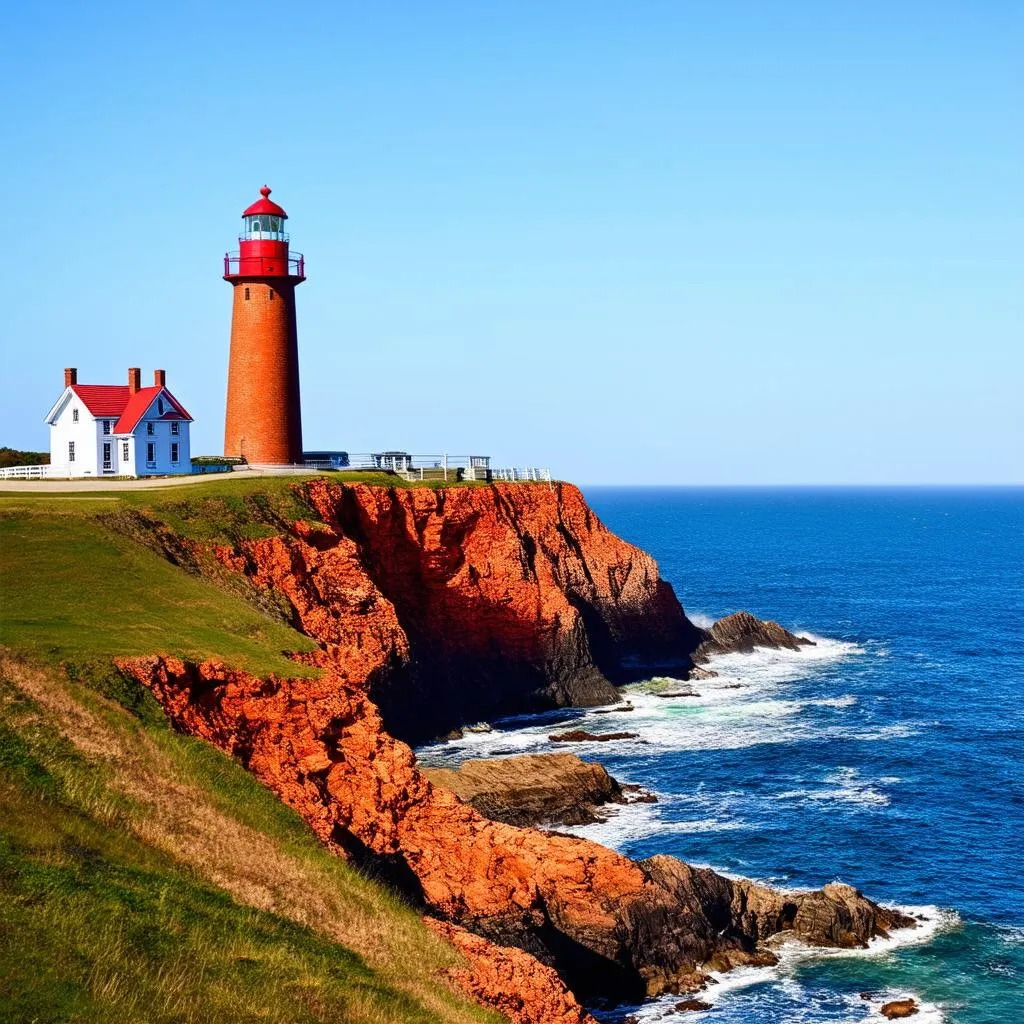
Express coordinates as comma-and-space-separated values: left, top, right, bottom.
419, 487, 1024, 1023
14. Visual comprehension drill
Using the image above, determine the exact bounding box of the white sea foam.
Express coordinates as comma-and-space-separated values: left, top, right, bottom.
617, 907, 957, 1021
698, 633, 865, 687
838, 903, 959, 956
816, 694, 859, 708
848, 723, 919, 742
687, 610, 718, 629
776, 767, 893, 808
558, 784, 759, 850
558, 795, 663, 848
995, 923, 1024, 946
417, 630, 871, 768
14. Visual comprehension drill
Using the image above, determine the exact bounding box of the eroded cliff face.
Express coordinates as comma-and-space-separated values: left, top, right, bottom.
219, 480, 705, 745
116, 481, 914, 1016
120, 653, 911, 1006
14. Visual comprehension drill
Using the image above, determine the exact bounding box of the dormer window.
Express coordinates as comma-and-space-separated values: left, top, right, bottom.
72, 408, 79, 423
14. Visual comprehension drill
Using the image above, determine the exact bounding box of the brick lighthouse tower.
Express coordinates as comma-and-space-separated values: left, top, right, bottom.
223, 186, 305, 465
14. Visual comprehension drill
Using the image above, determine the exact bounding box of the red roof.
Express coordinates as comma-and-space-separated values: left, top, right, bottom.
69, 384, 192, 434
69, 385, 131, 417
242, 185, 288, 219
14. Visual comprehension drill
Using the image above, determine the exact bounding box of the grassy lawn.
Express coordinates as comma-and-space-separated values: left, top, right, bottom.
0, 507, 316, 677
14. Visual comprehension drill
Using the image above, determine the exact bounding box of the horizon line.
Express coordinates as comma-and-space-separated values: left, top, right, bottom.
574, 481, 1024, 489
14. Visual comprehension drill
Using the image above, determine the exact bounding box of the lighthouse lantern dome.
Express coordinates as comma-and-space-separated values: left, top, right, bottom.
241, 185, 289, 241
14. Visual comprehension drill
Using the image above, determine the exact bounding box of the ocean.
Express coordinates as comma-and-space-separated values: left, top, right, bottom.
417, 487, 1024, 1023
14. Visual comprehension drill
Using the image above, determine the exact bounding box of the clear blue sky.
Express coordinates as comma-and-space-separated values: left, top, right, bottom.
2, 1, 1021, 483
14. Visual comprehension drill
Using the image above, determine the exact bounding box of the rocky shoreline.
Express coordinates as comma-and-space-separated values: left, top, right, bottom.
116, 480, 915, 1022
423, 752, 656, 827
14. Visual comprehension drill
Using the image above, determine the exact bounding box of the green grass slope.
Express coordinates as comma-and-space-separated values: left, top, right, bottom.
0, 479, 500, 1024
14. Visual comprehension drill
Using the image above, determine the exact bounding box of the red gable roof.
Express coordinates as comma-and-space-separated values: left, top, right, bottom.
69, 384, 192, 434
70, 384, 131, 417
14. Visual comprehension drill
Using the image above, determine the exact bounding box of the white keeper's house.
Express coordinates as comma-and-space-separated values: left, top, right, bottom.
44, 367, 193, 478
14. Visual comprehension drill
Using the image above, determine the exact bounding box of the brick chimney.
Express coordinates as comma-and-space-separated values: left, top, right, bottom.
154, 369, 166, 388
64, 367, 77, 387
128, 367, 141, 394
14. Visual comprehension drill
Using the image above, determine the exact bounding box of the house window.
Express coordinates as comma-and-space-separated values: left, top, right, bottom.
102, 442, 111, 470
122, 441, 130, 463
147, 442, 155, 465
171, 422, 179, 435
147, 422, 155, 435
102, 420, 110, 435
171, 442, 179, 464
72, 408, 79, 423
68, 441, 75, 462
158, 398, 165, 414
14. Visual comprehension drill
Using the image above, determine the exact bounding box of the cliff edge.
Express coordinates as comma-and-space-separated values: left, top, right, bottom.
217, 479, 705, 745
113, 478, 913, 1012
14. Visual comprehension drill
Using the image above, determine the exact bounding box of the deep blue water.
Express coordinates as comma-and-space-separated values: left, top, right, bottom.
420, 487, 1024, 1022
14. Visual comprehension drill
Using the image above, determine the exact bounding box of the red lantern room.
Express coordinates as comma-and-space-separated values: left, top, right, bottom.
223, 186, 305, 280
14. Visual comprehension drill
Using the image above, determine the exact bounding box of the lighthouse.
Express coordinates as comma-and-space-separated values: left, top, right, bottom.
223, 186, 305, 465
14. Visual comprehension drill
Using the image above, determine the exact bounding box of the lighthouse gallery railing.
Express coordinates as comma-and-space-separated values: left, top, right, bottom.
223, 252, 305, 278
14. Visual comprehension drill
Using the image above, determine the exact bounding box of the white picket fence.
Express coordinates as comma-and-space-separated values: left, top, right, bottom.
1, 458, 555, 485
338, 453, 493, 481
491, 467, 552, 483
0, 464, 69, 480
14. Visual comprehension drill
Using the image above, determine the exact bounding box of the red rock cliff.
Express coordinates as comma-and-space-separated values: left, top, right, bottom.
121, 653, 910, 1007
223, 480, 705, 744
117, 479, 913, 1012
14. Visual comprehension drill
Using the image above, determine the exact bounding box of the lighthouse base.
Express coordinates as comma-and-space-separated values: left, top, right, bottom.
224, 275, 304, 465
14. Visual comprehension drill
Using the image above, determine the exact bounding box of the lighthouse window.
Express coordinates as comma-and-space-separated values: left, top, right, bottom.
245, 287, 250, 301
243, 214, 285, 240
269, 289, 274, 300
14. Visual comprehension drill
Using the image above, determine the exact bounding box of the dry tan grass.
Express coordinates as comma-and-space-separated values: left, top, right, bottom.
0, 651, 499, 1024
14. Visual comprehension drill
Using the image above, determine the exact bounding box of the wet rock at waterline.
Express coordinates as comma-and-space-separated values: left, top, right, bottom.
422, 752, 645, 827
549, 729, 641, 743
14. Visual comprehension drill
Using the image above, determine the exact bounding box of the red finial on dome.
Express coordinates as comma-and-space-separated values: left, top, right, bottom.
242, 184, 288, 219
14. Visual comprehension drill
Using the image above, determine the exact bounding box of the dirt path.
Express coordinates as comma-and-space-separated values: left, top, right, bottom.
0, 468, 319, 493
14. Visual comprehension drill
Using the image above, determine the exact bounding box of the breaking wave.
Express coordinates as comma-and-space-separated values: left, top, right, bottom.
601, 906, 957, 1023
418, 631, 876, 768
